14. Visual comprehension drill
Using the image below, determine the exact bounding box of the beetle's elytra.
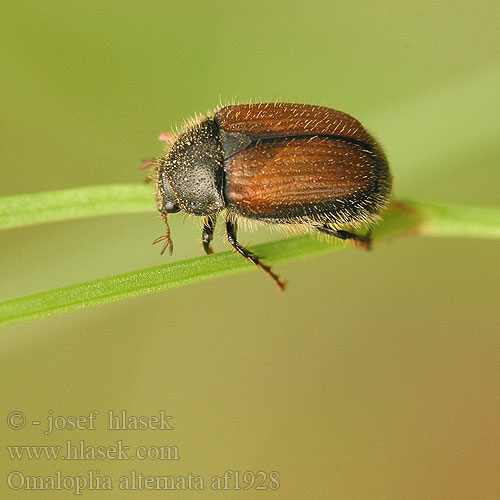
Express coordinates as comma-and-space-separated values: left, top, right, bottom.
150, 103, 392, 289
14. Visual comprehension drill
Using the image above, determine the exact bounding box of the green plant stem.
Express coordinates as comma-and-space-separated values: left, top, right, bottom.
404, 201, 500, 239
0, 184, 153, 230
0, 185, 499, 327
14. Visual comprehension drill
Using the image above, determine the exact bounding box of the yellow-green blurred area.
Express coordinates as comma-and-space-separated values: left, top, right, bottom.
1, 1, 499, 498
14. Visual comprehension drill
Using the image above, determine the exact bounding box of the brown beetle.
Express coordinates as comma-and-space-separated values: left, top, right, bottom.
152, 103, 392, 289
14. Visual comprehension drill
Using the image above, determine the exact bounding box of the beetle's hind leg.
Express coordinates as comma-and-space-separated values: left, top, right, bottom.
226, 219, 286, 291
202, 215, 217, 255
317, 225, 372, 250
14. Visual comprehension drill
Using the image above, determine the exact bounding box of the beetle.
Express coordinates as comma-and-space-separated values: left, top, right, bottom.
150, 103, 392, 290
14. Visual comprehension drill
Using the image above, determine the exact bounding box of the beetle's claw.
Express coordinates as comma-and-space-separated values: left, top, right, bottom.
259, 261, 286, 291
355, 231, 372, 251
153, 213, 174, 256
153, 234, 174, 256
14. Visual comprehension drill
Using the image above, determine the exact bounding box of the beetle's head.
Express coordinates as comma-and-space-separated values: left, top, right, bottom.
157, 118, 225, 216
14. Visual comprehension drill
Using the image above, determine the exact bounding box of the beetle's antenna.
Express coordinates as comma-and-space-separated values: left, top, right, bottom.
153, 214, 174, 256
138, 158, 157, 170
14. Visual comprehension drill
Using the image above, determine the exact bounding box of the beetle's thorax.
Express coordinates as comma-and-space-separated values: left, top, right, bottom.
160, 118, 225, 216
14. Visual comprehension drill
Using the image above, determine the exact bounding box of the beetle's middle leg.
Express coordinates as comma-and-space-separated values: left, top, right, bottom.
317, 225, 372, 250
225, 219, 285, 291
202, 215, 217, 255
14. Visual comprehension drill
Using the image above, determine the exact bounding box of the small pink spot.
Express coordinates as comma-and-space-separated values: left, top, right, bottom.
158, 132, 175, 142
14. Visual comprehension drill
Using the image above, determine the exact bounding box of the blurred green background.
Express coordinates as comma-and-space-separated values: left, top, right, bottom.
1, 1, 499, 498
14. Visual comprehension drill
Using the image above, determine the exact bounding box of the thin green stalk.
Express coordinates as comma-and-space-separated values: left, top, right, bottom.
0, 185, 499, 327
403, 200, 500, 239
0, 184, 153, 230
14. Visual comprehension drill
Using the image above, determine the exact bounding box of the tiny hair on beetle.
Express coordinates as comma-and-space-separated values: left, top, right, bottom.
142, 102, 392, 290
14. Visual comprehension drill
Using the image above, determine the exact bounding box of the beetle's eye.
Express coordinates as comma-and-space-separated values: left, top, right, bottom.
163, 201, 180, 214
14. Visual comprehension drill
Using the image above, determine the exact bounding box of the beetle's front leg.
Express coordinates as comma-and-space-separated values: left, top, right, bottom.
153, 213, 174, 256
202, 215, 217, 255
225, 219, 286, 291
317, 225, 372, 250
